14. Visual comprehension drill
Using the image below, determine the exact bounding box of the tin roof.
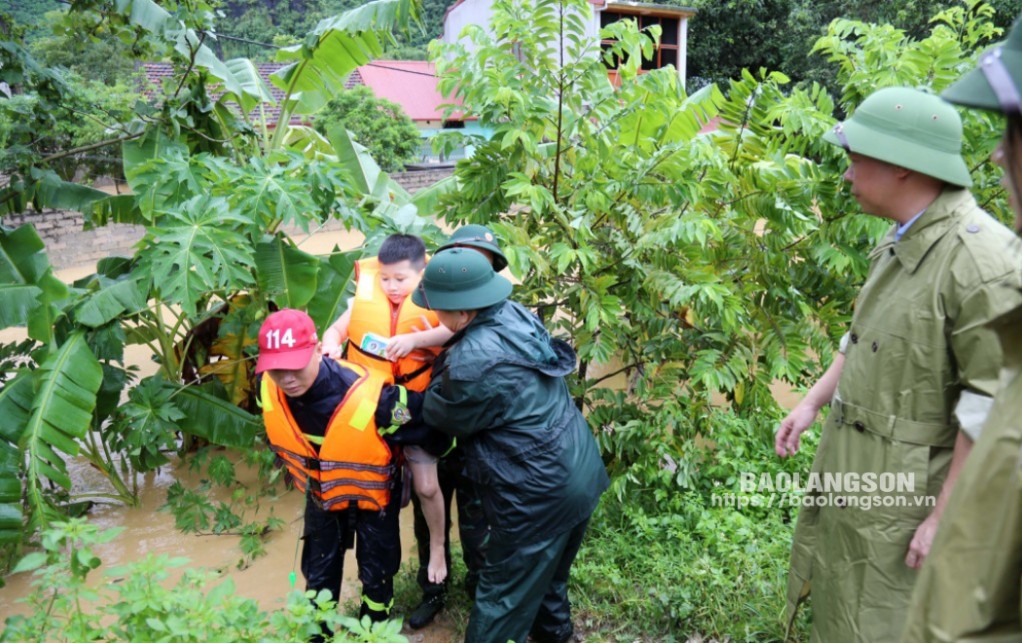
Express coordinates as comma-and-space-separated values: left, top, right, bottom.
356, 61, 469, 122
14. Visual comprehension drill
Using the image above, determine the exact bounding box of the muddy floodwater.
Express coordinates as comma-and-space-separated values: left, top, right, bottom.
0, 453, 462, 641
0, 228, 463, 640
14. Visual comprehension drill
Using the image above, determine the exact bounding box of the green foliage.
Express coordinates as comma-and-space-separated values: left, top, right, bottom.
685, 0, 796, 89
161, 448, 284, 568
0, 0, 439, 549
213, 0, 456, 61
29, 7, 137, 84
3, 519, 410, 641
108, 376, 184, 471
432, 0, 1010, 638
684, 0, 1022, 91
0, 1, 61, 43
574, 405, 816, 639
314, 85, 424, 172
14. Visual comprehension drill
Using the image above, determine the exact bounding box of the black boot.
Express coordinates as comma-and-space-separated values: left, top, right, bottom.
408, 593, 445, 629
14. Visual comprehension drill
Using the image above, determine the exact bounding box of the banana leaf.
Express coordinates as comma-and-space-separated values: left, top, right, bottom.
0, 224, 69, 342
73, 275, 148, 328
326, 126, 411, 203
171, 382, 261, 448
0, 371, 33, 543
197, 329, 257, 408
22, 334, 103, 527
410, 174, 457, 217
255, 237, 320, 309
272, 0, 421, 117
307, 250, 358, 332
86, 194, 143, 228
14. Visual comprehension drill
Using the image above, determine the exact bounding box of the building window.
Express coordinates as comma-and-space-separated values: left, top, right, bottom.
600, 11, 679, 71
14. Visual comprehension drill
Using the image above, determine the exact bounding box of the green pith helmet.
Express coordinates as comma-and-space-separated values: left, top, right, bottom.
411, 247, 513, 311
437, 224, 509, 272
823, 86, 973, 187
943, 16, 1022, 115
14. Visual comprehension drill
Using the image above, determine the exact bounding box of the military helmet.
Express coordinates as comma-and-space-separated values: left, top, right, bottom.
823, 86, 972, 187
943, 16, 1022, 115
437, 224, 509, 272
411, 248, 512, 311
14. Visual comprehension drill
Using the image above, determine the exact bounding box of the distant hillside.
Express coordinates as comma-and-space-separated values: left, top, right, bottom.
1, 0, 61, 41
213, 0, 458, 60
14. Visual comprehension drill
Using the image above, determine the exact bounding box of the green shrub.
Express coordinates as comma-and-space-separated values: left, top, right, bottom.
2, 519, 410, 642
314, 86, 424, 172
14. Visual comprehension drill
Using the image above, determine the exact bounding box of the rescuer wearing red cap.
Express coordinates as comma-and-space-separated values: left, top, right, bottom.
256, 308, 437, 629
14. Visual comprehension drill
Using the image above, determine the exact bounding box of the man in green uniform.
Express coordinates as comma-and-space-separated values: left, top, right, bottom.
774, 86, 1022, 642
901, 19, 1022, 642
414, 248, 609, 643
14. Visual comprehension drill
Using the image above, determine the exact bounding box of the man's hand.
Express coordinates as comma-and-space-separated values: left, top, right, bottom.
775, 404, 819, 457
905, 513, 939, 569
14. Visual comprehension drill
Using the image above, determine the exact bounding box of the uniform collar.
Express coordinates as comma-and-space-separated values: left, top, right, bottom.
870, 187, 971, 274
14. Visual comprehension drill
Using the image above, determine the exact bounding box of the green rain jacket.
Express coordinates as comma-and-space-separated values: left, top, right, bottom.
900, 296, 1022, 642
786, 188, 1022, 643
422, 299, 609, 547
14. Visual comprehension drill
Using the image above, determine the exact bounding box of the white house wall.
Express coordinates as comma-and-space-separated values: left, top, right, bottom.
443, 0, 690, 87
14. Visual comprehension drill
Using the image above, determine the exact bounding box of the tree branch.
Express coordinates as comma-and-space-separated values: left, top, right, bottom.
38, 132, 142, 165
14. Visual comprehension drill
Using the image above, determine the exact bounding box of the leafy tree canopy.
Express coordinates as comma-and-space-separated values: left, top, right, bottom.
313, 85, 423, 172
211, 0, 456, 60
681, 0, 1022, 89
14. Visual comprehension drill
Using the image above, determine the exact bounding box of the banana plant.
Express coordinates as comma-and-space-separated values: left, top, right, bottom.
0, 0, 444, 545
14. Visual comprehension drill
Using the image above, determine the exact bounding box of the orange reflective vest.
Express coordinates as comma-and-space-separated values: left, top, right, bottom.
346, 257, 441, 392
261, 361, 394, 511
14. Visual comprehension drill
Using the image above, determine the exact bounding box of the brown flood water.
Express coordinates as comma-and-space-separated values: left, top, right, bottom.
0, 229, 461, 641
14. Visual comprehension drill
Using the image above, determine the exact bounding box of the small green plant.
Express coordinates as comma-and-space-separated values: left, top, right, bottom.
161, 447, 285, 569
3, 520, 409, 642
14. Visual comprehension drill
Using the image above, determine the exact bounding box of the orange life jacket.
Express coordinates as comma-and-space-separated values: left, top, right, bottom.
346, 257, 441, 392
260, 360, 394, 511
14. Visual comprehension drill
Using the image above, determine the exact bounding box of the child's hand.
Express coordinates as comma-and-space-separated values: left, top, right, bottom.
386, 334, 418, 361
323, 343, 345, 360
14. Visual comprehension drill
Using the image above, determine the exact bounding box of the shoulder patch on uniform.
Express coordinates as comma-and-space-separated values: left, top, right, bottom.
955, 209, 1022, 282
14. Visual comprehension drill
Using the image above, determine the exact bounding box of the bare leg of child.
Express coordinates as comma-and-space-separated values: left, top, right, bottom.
409, 458, 447, 584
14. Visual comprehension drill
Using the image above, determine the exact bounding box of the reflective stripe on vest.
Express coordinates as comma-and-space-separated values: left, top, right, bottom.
261, 360, 394, 511
346, 257, 440, 392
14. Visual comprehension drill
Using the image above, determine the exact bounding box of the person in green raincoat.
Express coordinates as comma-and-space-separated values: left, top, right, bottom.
774, 86, 1022, 642
413, 248, 609, 643
900, 17, 1022, 642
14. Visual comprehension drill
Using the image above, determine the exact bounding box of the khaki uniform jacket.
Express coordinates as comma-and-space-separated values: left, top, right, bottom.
786, 188, 1022, 643
901, 302, 1022, 642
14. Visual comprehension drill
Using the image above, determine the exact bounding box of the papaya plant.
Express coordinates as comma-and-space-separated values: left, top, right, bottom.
0, 0, 446, 547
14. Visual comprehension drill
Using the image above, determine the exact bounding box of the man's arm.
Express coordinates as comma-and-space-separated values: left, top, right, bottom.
775, 352, 845, 457
423, 365, 507, 439
905, 430, 972, 568
903, 275, 1021, 566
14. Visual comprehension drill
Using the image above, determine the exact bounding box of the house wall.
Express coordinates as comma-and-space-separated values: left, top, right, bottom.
444, 0, 691, 86
442, 0, 496, 46
1, 168, 455, 269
